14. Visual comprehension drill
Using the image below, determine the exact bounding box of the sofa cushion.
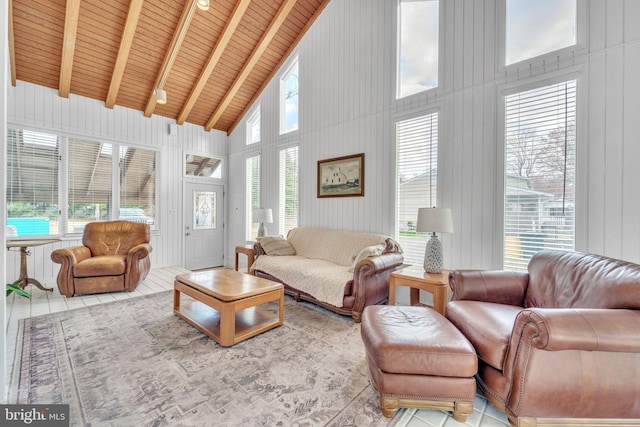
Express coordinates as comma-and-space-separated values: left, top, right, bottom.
251, 255, 352, 307
526, 250, 640, 309
74, 255, 126, 277
446, 300, 521, 371
286, 227, 387, 267
259, 236, 296, 256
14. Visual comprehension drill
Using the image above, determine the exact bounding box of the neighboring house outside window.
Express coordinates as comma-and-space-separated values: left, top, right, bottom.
247, 106, 260, 145
503, 80, 576, 271
395, 113, 439, 265
280, 58, 299, 134
246, 154, 261, 241
397, 0, 439, 98
279, 145, 299, 237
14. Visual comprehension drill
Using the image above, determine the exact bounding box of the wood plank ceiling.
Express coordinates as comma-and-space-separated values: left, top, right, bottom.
9, 0, 329, 134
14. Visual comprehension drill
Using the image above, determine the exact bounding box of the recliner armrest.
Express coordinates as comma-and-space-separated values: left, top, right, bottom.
127, 242, 153, 261
513, 308, 640, 352
51, 245, 92, 266
449, 270, 529, 306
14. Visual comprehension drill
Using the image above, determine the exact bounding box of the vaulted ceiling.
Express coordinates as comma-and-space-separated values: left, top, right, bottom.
9, 0, 329, 134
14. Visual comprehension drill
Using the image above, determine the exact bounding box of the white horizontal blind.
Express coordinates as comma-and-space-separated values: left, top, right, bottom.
68, 138, 113, 234
119, 146, 157, 230
279, 145, 299, 236
246, 155, 260, 240
504, 80, 576, 271
6, 129, 59, 237
396, 113, 439, 265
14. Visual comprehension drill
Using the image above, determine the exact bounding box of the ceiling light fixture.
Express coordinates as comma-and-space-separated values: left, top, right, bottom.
154, 88, 167, 104
196, 0, 210, 11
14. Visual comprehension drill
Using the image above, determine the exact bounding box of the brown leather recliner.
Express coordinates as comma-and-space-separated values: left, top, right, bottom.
51, 220, 152, 297
445, 250, 640, 427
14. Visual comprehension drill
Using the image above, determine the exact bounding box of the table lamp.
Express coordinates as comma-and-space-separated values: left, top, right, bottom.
416, 207, 453, 273
253, 208, 273, 238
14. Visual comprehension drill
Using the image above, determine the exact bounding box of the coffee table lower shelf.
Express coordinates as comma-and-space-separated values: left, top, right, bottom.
174, 280, 284, 347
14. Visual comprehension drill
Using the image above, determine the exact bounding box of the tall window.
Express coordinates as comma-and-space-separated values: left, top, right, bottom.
504, 80, 576, 271
280, 58, 299, 134
68, 138, 113, 233
505, 0, 576, 66
279, 146, 299, 236
6, 129, 59, 236
397, 0, 439, 98
247, 106, 260, 145
396, 113, 439, 265
246, 155, 261, 240
119, 146, 157, 230
6, 128, 159, 237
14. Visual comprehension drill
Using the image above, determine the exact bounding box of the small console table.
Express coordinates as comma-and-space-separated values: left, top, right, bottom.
6, 239, 60, 292
234, 244, 255, 274
389, 265, 450, 315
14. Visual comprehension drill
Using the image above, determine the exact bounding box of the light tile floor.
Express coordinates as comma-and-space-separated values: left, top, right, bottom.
5, 266, 511, 427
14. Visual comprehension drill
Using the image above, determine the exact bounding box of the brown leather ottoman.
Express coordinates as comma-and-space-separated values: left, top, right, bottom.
360, 305, 477, 421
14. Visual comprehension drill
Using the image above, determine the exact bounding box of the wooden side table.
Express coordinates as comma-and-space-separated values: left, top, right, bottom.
235, 245, 255, 274
389, 265, 450, 315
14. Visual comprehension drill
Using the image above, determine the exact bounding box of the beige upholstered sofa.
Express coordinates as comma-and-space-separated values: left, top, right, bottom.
251, 227, 403, 322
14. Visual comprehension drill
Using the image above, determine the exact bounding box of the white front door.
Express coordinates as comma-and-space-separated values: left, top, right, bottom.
184, 182, 224, 270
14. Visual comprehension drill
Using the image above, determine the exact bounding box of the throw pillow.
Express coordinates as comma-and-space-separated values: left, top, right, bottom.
349, 243, 385, 271
260, 236, 296, 256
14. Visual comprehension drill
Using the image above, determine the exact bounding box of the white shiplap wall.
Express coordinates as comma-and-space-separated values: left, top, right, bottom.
227, 0, 640, 269
6, 82, 228, 284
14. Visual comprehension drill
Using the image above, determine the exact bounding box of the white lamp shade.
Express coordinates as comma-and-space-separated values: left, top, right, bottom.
252, 208, 273, 224
416, 208, 453, 234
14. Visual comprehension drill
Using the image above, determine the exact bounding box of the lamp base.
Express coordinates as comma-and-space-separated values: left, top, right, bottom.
257, 222, 267, 238
424, 233, 443, 273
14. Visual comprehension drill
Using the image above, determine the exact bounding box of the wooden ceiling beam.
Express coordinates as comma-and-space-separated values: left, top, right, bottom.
227, 0, 331, 135
59, 0, 81, 98
9, 0, 17, 86
176, 0, 252, 125
105, 0, 144, 109
205, 0, 298, 132
143, 0, 199, 118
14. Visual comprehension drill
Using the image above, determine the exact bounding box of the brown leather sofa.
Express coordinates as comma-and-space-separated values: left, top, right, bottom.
51, 220, 152, 297
445, 250, 640, 427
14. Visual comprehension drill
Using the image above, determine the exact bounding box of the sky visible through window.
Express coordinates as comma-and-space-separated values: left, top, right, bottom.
398, 0, 438, 99
506, 0, 576, 65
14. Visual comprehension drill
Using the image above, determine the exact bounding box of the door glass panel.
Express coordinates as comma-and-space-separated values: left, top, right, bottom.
194, 191, 216, 229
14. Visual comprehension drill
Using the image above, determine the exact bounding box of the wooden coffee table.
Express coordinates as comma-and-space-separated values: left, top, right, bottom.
174, 269, 284, 347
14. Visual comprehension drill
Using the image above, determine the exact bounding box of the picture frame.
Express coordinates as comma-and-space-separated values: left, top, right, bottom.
317, 153, 365, 198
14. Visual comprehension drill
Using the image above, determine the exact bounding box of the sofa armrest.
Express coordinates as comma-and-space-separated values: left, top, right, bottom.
449, 269, 529, 306
350, 252, 404, 322
502, 307, 640, 419
51, 246, 91, 266
513, 308, 640, 352
125, 243, 153, 291
51, 246, 92, 297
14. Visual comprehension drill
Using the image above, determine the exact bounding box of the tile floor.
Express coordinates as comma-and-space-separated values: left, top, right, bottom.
5, 266, 511, 427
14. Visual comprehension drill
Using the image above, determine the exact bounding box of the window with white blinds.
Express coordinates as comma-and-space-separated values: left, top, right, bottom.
67, 138, 113, 233
6, 129, 59, 237
119, 146, 157, 230
395, 113, 439, 265
279, 145, 299, 236
504, 80, 576, 272
246, 155, 261, 240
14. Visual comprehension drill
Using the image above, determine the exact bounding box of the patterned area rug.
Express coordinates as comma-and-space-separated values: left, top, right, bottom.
11, 291, 403, 426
